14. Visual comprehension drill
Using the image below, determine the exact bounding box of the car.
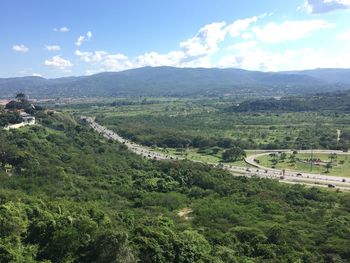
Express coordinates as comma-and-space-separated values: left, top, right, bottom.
328, 184, 336, 188
296, 173, 302, 176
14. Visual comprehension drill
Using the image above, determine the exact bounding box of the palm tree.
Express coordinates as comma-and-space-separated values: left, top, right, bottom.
328, 153, 337, 163
325, 162, 332, 173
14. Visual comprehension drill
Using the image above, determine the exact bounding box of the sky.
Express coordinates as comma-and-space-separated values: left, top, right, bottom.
1, 0, 350, 78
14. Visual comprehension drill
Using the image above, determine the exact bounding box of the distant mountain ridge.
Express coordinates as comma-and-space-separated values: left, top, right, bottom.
0, 67, 349, 98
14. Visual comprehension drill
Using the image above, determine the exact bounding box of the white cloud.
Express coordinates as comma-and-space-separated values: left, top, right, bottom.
75, 50, 126, 63
75, 31, 93, 46
217, 55, 240, 68
179, 15, 260, 60
85, 69, 103, 75
12, 44, 29, 53
44, 56, 73, 70
227, 41, 258, 51
241, 32, 254, 39
54, 26, 69, 32
180, 22, 227, 57
102, 54, 132, 71
45, 45, 61, 51
75, 50, 93, 62
76, 50, 131, 71
74, 16, 263, 71
225, 16, 258, 37
253, 20, 333, 43
75, 36, 85, 46
300, 0, 350, 14
337, 30, 350, 40
218, 40, 350, 71
32, 73, 42, 77
73, 15, 343, 72
135, 51, 185, 67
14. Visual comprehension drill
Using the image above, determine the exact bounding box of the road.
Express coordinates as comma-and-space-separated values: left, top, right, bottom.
82, 116, 350, 191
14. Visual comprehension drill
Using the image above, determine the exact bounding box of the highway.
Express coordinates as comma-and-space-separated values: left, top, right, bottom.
82, 116, 350, 191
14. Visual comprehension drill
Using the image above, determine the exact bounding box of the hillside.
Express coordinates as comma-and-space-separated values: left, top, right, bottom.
1, 67, 350, 98
0, 111, 350, 262
286, 68, 350, 85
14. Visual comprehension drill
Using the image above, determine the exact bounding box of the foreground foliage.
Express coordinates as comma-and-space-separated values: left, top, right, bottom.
0, 112, 349, 262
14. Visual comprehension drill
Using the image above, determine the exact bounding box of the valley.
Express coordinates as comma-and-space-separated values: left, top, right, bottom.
2, 1, 350, 262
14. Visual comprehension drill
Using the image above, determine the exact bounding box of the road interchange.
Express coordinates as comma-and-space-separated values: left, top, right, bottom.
82, 116, 350, 191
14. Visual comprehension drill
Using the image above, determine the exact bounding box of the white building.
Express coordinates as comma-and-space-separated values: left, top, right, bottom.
4, 112, 36, 130
20, 112, 36, 125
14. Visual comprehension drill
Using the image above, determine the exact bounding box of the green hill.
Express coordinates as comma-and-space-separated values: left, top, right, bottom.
1, 67, 350, 98
0, 111, 349, 262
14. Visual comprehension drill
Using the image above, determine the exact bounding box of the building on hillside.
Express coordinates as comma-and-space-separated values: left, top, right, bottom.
4, 112, 36, 130
20, 112, 36, 125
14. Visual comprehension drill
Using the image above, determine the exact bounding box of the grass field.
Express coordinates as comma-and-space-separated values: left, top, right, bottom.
255, 152, 350, 177
149, 147, 256, 167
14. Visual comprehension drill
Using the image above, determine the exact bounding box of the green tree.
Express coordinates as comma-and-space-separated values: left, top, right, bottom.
15, 93, 27, 103
222, 146, 246, 162
175, 230, 211, 263
329, 153, 337, 162
81, 231, 136, 263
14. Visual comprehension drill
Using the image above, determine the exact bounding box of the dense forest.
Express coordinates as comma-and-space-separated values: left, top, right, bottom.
0, 111, 350, 262
93, 99, 350, 152
226, 91, 350, 112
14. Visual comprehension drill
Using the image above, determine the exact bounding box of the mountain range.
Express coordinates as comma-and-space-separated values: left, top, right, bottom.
0, 67, 350, 98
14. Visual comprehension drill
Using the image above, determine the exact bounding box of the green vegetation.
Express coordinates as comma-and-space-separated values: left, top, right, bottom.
227, 91, 350, 113
149, 146, 253, 168
0, 108, 22, 127
2, 67, 350, 98
5, 93, 37, 114
0, 111, 350, 262
256, 152, 350, 177
69, 97, 350, 152
222, 146, 246, 162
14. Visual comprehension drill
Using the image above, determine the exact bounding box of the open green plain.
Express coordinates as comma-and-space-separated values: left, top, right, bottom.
256, 152, 350, 177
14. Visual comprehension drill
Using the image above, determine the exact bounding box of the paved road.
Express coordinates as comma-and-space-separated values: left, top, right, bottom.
245, 151, 349, 183
82, 116, 350, 191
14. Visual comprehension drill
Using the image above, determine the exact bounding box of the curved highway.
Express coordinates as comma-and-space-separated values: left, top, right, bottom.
82, 116, 350, 191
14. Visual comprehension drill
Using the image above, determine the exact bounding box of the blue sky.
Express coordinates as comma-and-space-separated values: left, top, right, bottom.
1, 0, 350, 78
